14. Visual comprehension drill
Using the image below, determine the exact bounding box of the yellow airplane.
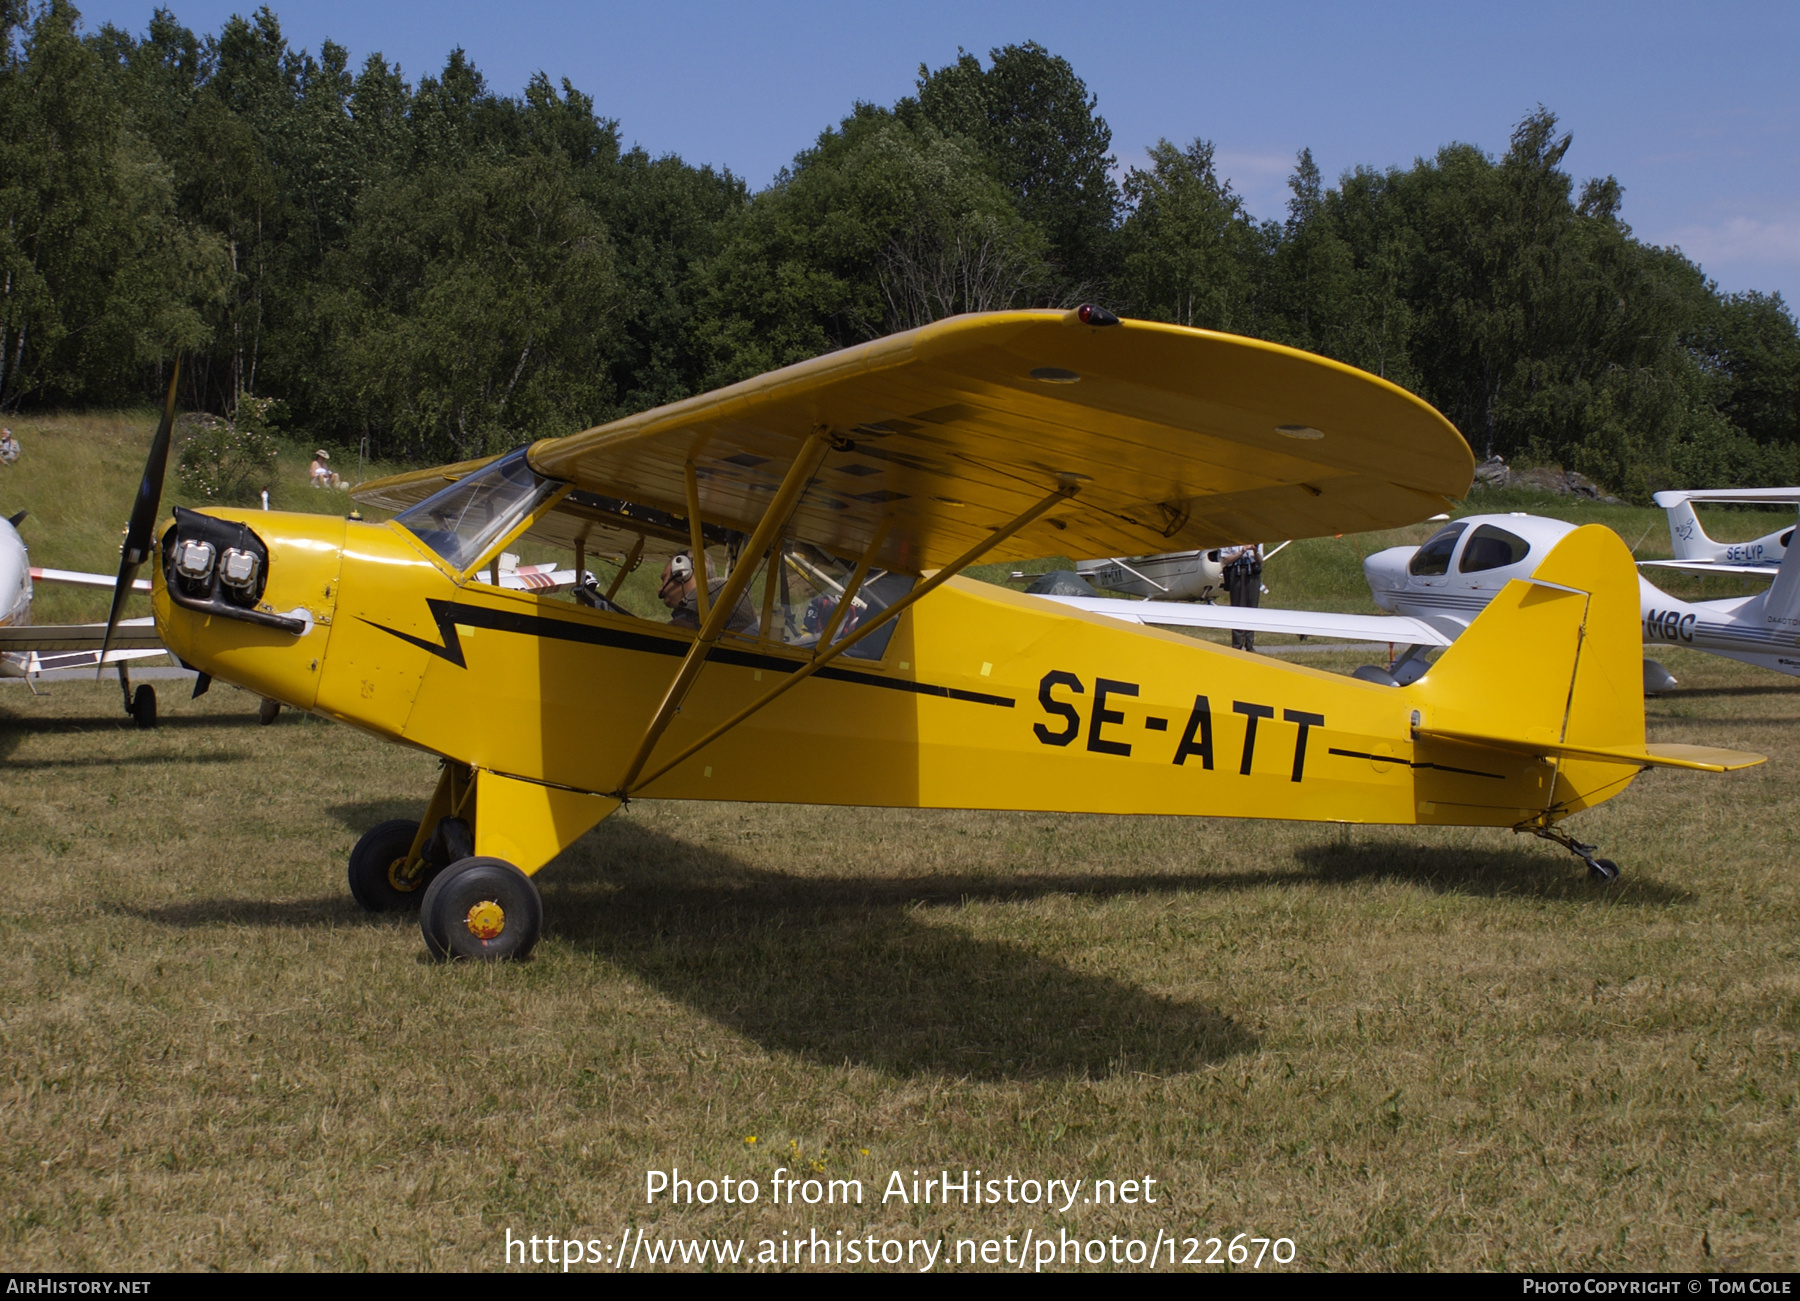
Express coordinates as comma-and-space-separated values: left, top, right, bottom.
105, 309, 1763, 961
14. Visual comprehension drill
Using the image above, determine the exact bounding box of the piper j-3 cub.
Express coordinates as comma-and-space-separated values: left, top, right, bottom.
108, 310, 1762, 961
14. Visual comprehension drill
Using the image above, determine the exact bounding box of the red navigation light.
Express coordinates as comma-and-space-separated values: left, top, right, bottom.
1076, 304, 1120, 327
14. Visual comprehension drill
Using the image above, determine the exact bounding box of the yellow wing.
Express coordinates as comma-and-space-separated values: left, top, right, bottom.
355, 309, 1473, 574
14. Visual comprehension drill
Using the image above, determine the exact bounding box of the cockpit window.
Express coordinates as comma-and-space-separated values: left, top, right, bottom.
397, 449, 561, 573
1459, 524, 1531, 573
1408, 522, 1468, 577
764, 540, 915, 661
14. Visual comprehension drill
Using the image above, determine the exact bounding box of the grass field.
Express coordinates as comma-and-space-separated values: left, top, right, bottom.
0, 415, 1796, 1271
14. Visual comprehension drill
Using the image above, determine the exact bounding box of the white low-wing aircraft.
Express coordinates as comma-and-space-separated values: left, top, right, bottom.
0, 511, 167, 721
1638, 488, 1798, 577
1044, 511, 1800, 688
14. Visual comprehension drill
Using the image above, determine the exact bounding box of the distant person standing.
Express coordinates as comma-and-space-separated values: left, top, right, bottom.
0, 429, 19, 465
1221, 542, 1264, 651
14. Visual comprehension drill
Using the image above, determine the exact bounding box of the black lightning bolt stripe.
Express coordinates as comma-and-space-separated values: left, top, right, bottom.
361, 599, 1015, 708
1327, 747, 1506, 780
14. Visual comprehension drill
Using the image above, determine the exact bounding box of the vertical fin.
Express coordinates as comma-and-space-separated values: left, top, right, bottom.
1760, 533, 1800, 630
1663, 496, 1715, 561
1410, 526, 1649, 817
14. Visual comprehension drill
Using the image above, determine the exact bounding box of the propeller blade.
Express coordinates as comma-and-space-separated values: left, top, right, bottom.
101, 361, 180, 668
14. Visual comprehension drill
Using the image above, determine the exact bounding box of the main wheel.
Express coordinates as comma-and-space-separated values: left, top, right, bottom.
347, 818, 434, 912
420, 856, 542, 962
1587, 857, 1620, 882
258, 697, 281, 725
130, 684, 156, 729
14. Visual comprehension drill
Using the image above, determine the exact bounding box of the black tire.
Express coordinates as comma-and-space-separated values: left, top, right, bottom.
420, 856, 542, 962
347, 818, 433, 912
258, 697, 281, 725
131, 684, 156, 729
1588, 857, 1620, 882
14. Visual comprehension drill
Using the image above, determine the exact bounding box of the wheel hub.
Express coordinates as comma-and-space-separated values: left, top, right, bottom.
386, 856, 423, 892
465, 899, 506, 941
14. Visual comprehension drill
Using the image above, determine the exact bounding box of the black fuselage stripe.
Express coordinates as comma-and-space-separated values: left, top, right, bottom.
1327, 747, 1506, 780
361, 601, 1016, 708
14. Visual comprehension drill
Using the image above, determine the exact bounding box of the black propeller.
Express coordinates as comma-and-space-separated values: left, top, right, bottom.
101, 361, 181, 667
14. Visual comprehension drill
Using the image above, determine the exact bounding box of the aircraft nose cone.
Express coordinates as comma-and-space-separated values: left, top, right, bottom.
1363, 546, 1413, 592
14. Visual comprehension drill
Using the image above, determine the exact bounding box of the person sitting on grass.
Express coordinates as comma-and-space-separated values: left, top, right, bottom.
309, 449, 341, 489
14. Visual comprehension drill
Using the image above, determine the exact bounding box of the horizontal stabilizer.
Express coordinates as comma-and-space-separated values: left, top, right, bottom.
1036, 594, 1454, 646
1418, 726, 1764, 772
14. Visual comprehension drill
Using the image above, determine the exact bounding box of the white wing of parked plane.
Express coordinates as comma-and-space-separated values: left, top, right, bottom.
31, 567, 152, 591
1637, 558, 1778, 577
0, 616, 162, 652
1036, 594, 1456, 646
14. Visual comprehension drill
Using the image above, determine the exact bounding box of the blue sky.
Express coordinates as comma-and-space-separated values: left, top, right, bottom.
74, 0, 1800, 302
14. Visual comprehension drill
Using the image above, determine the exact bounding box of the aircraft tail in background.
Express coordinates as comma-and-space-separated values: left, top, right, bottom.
1760, 528, 1800, 631
1660, 496, 1714, 561
1651, 488, 1798, 570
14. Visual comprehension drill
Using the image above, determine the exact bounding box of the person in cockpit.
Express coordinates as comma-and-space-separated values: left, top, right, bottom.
659, 551, 758, 633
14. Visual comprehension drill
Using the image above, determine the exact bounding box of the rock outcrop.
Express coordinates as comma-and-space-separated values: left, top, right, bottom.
1470, 456, 1623, 504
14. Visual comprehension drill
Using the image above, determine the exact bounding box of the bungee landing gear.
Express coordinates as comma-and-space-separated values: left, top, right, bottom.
345, 761, 550, 961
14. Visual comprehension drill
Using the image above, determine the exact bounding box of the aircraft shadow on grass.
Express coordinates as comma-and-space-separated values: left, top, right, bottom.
121, 815, 1692, 1079
0, 709, 265, 765
1289, 839, 1693, 905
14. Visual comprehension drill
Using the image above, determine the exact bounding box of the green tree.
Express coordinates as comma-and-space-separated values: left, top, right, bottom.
907, 42, 1118, 287
695, 106, 1050, 386
0, 1, 225, 408
1116, 138, 1265, 332
320, 153, 620, 460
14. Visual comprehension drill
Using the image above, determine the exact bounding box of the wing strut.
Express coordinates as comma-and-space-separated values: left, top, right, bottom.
611, 431, 833, 795
619, 475, 1084, 798
683, 458, 710, 625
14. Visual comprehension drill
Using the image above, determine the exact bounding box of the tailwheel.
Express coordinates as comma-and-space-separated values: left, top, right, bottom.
1588, 857, 1620, 882
419, 856, 542, 962
1521, 823, 1621, 883
347, 818, 437, 912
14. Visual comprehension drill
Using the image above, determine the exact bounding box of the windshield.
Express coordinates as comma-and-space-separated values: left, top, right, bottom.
1408, 522, 1468, 577
397, 450, 560, 572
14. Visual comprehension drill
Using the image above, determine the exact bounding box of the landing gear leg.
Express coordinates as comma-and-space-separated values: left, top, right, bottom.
118, 663, 156, 729
1524, 823, 1619, 881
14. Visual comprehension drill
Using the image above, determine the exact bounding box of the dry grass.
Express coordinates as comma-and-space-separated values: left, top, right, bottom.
0, 644, 1794, 1271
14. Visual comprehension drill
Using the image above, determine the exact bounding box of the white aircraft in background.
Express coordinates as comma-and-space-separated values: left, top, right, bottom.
1015, 542, 1294, 602
0, 510, 166, 722
1044, 511, 1800, 690
1073, 550, 1228, 601
1638, 488, 1797, 577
